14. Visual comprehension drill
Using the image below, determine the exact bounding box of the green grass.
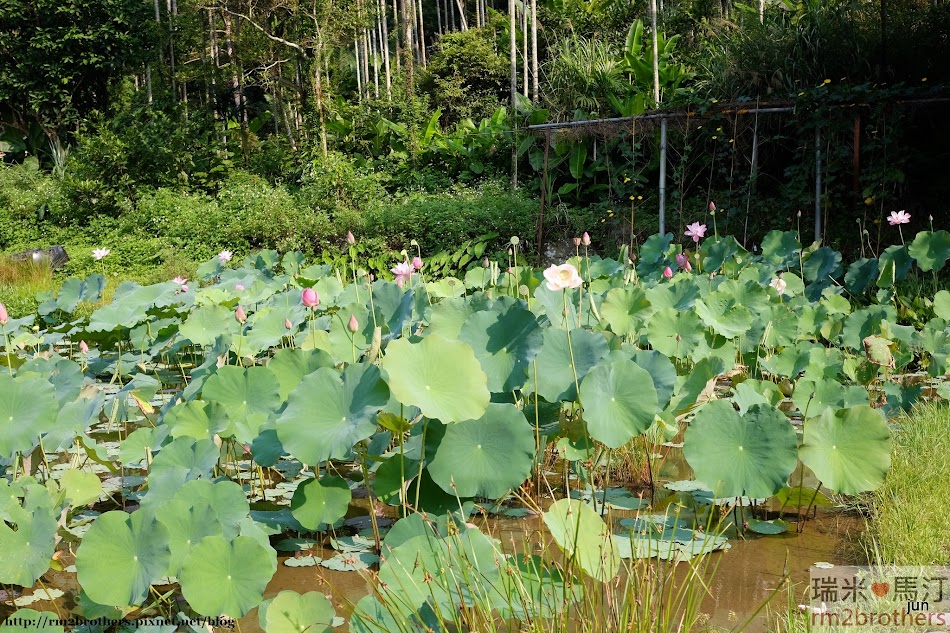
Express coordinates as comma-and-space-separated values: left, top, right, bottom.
864, 401, 950, 565
0, 258, 57, 318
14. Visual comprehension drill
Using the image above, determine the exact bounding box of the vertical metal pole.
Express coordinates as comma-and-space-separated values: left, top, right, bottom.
815, 126, 822, 243
659, 117, 667, 235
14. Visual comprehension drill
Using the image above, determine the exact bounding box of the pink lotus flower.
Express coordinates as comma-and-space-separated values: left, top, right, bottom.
662, 266, 673, 279
348, 314, 359, 332
235, 305, 247, 323
302, 287, 319, 308
234, 283, 244, 291
582, 232, 591, 246
770, 277, 787, 295
284, 318, 293, 330
685, 222, 708, 243
709, 201, 716, 212
218, 250, 233, 263
346, 231, 356, 245
391, 261, 414, 288
675, 253, 688, 269
172, 276, 187, 285
179, 284, 188, 293
412, 256, 424, 271
0, 303, 7, 325
543, 263, 583, 291
79, 340, 89, 354
887, 210, 911, 225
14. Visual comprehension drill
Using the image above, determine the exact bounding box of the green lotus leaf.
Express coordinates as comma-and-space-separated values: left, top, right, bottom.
162, 400, 230, 441
76, 510, 171, 607
427, 403, 535, 499
842, 305, 896, 351
0, 501, 57, 586
180, 535, 277, 617
59, 469, 102, 506
320, 552, 379, 571
844, 258, 879, 295
0, 374, 58, 460
637, 233, 675, 270
601, 286, 652, 336
773, 485, 831, 507
645, 278, 700, 312
760, 230, 801, 267
909, 230, 950, 272
579, 358, 657, 448
290, 476, 352, 530
382, 334, 489, 423
702, 236, 741, 272
0, 609, 65, 633
732, 380, 783, 415
267, 348, 336, 400
695, 293, 754, 339
934, 290, 950, 320
236, 306, 294, 354
792, 379, 868, 419
683, 402, 798, 498
156, 497, 225, 578
179, 304, 238, 346
802, 247, 842, 282
145, 437, 221, 505
532, 328, 609, 402
647, 308, 702, 359
876, 244, 912, 287
278, 363, 389, 464
259, 590, 335, 633
459, 301, 543, 392
202, 366, 281, 443
87, 282, 180, 332
543, 499, 620, 582
746, 519, 789, 535
667, 357, 724, 415
798, 405, 891, 494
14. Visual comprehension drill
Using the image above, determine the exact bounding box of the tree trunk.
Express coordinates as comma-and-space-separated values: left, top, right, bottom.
649, 0, 660, 105
531, 0, 538, 101
380, 0, 392, 97
509, 0, 517, 188
222, 11, 248, 157
417, 0, 427, 66
167, 0, 177, 102
455, 0, 468, 29
401, 0, 414, 94
521, 1, 527, 95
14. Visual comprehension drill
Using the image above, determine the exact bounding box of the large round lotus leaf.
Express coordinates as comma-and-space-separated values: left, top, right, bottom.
87, 282, 180, 332
350, 595, 405, 633
935, 290, 950, 320
632, 350, 676, 410
162, 400, 230, 441
180, 534, 277, 617
695, 293, 754, 339
543, 499, 620, 582
277, 363, 389, 465
156, 498, 225, 577
601, 286, 653, 336
202, 366, 281, 443
0, 609, 65, 633
259, 590, 335, 633
382, 334, 490, 423
683, 402, 798, 498
179, 304, 239, 346
458, 302, 543, 392
799, 405, 891, 494
579, 358, 657, 448
145, 438, 221, 506
802, 246, 843, 282
427, 404, 535, 499
845, 258, 879, 295
59, 468, 103, 506
876, 244, 913, 287
647, 308, 702, 359
267, 348, 335, 400
238, 306, 295, 354
171, 479, 249, 535
75, 510, 171, 607
0, 504, 56, 586
533, 328, 609, 402
909, 230, 950, 272
290, 476, 352, 530
760, 230, 801, 267
0, 375, 58, 460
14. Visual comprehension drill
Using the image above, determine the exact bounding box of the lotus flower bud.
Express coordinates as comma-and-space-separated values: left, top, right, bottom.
709, 201, 716, 212
483, 257, 490, 268
79, 340, 89, 354
348, 314, 359, 332
302, 287, 319, 308
0, 303, 8, 325
797, 210, 802, 217
662, 266, 673, 279
284, 318, 293, 330
346, 231, 356, 245
412, 256, 423, 271
235, 305, 247, 324
582, 232, 591, 246
573, 237, 582, 247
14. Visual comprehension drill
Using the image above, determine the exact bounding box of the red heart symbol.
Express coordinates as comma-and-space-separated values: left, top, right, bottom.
871, 582, 890, 597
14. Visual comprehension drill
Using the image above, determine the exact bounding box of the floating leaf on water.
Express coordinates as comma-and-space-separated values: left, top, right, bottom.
663, 480, 711, 493
275, 538, 318, 552
0, 609, 65, 633
283, 555, 322, 567
179, 535, 277, 617
746, 519, 790, 535
320, 552, 379, 571
11, 588, 64, 607
330, 535, 375, 553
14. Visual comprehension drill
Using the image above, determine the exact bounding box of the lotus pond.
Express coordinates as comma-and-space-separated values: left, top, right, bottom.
1, 228, 950, 632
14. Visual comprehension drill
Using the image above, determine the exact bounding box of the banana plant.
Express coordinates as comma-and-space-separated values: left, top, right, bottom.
620, 20, 692, 104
